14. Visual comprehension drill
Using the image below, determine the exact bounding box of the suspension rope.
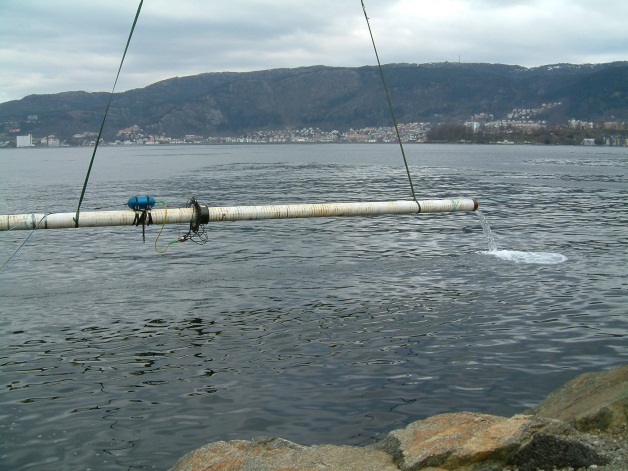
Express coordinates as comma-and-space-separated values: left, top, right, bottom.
73, 0, 144, 228
360, 0, 419, 205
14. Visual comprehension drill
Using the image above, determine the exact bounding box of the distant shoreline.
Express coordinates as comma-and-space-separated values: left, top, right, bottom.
0, 141, 618, 149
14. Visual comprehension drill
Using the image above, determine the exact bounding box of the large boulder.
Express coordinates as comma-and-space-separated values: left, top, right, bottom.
374, 412, 606, 470
169, 436, 398, 471
529, 364, 628, 432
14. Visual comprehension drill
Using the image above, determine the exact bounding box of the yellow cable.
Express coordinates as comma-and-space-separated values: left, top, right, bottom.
154, 200, 177, 253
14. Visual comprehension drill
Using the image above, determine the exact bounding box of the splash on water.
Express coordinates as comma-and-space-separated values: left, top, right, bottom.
475, 210, 567, 264
487, 250, 568, 264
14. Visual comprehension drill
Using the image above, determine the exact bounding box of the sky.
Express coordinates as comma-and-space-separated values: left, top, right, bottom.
1, 0, 626, 104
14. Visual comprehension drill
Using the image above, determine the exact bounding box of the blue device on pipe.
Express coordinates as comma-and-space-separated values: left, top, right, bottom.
128, 196, 156, 210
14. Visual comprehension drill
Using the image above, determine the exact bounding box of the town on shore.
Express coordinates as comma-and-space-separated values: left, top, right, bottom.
7, 109, 627, 149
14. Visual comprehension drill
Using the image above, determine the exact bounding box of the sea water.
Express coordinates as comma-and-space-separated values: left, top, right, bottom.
0, 144, 626, 470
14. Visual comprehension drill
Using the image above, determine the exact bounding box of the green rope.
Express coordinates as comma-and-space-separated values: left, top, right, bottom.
360, 0, 419, 206
74, 0, 144, 228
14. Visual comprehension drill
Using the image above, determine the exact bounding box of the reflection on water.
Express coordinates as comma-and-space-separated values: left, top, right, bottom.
0, 144, 626, 470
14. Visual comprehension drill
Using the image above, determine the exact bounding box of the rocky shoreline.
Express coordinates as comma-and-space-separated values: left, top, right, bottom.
169, 364, 627, 470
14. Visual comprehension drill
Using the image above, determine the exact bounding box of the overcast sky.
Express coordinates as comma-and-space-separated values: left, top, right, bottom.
1, 0, 626, 104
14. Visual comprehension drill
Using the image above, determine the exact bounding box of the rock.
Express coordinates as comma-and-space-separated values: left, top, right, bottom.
508, 432, 608, 471
168, 435, 399, 471
529, 364, 628, 432
374, 412, 606, 470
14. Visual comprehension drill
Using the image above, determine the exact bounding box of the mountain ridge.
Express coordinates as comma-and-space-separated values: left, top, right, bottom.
1, 61, 626, 142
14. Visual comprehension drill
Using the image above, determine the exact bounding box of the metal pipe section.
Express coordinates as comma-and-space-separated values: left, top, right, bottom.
0, 198, 478, 231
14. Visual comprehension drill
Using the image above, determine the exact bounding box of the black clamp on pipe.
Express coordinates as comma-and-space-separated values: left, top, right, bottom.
177, 197, 209, 245
199, 205, 210, 225
187, 197, 209, 234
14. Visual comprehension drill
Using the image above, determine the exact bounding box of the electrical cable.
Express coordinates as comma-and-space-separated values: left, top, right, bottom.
154, 200, 179, 253
153, 197, 209, 253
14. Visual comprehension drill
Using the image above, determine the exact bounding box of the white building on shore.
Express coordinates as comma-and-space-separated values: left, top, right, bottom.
16, 134, 34, 147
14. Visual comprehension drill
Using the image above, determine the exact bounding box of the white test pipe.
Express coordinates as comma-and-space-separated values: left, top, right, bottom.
0, 198, 478, 231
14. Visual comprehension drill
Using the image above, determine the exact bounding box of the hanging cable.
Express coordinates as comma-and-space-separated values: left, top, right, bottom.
179, 197, 209, 245
153, 198, 209, 253
360, 0, 419, 205
73, 0, 144, 228
0, 214, 49, 273
154, 200, 179, 253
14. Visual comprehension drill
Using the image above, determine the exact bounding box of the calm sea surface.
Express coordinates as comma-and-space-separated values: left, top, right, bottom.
1, 144, 626, 470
